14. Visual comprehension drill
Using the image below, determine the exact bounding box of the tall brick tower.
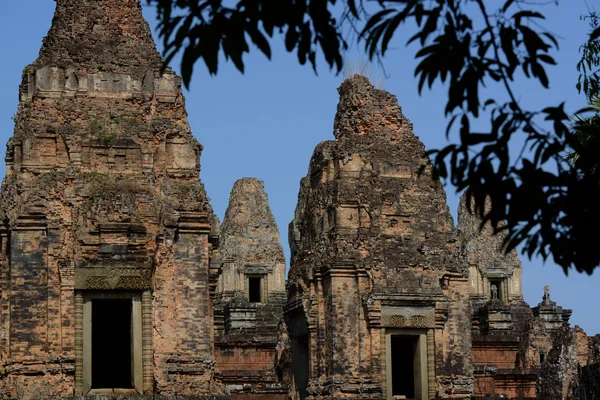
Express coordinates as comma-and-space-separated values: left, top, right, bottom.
213, 177, 288, 399
0, 0, 222, 397
285, 75, 473, 400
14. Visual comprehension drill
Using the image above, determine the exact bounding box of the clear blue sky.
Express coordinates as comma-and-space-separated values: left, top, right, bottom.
0, 1, 598, 335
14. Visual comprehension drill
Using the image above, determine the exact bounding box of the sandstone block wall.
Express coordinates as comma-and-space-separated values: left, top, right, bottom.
0, 0, 223, 397
286, 75, 473, 400
213, 178, 289, 399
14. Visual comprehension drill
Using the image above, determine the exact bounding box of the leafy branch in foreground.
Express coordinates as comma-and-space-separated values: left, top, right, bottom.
149, 0, 362, 87
577, 11, 600, 101
362, 0, 600, 273
149, 0, 600, 274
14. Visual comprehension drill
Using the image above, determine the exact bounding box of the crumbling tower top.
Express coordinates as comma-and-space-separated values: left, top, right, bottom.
333, 74, 411, 141
219, 177, 285, 264
35, 0, 162, 73
289, 74, 460, 280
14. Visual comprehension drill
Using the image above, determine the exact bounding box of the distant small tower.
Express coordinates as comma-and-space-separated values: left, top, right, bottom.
458, 194, 572, 397
532, 285, 572, 334
213, 178, 288, 398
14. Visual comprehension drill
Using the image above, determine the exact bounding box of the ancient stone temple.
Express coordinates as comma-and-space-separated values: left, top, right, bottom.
212, 178, 288, 399
285, 75, 473, 400
284, 76, 600, 400
457, 193, 600, 400
3, 1, 600, 399
457, 195, 567, 398
0, 0, 223, 397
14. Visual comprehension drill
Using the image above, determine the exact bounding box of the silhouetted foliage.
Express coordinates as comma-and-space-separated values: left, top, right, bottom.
577, 11, 600, 101
148, 0, 600, 274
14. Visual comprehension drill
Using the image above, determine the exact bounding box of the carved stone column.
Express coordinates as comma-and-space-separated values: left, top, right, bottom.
142, 290, 153, 393
74, 292, 83, 395
427, 329, 436, 400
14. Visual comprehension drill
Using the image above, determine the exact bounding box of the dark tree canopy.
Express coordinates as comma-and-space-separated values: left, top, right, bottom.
148, 0, 600, 274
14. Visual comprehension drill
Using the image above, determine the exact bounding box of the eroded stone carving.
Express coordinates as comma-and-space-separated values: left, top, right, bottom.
212, 178, 289, 399
0, 0, 222, 398
285, 75, 473, 400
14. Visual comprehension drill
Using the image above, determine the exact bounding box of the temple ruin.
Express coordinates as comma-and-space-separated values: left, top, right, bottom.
213, 178, 289, 399
285, 76, 473, 399
0, 0, 222, 396
0, 1, 597, 399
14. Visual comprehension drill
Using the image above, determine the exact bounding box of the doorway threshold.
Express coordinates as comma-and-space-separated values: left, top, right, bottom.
87, 388, 138, 395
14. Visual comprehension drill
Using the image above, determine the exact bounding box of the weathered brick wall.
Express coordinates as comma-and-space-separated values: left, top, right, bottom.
0, 0, 223, 397
286, 75, 473, 399
213, 178, 289, 399
458, 194, 577, 399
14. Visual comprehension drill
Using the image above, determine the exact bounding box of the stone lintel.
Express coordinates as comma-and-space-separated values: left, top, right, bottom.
484, 269, 510, 279
14, 214, 47, 230
175, 212, 212, 233
98, 222, 146, 233
380, 305, 436, 329
75, 265, 153, 290
244, 264, 271, 275
283, 298, 303, 315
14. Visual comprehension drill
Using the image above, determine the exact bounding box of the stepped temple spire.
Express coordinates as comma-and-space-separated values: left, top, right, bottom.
0, 0, 222, 397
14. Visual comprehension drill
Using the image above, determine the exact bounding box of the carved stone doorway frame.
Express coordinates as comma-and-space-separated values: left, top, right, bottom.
75, 291, 149, 395
385, 328, 430, 400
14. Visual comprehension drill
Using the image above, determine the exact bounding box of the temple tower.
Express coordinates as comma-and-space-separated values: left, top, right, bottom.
285, 75, 473, 400
214, 178, 286, 313
212, 177, 288, 399
458, 194, 572, 398
0, 0, 222, 397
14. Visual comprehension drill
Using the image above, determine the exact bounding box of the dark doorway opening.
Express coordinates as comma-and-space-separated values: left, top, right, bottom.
292, 334, 309, 400
391, 335, 418, 398
92, 299, 132, 389
248, 277, 262, 303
